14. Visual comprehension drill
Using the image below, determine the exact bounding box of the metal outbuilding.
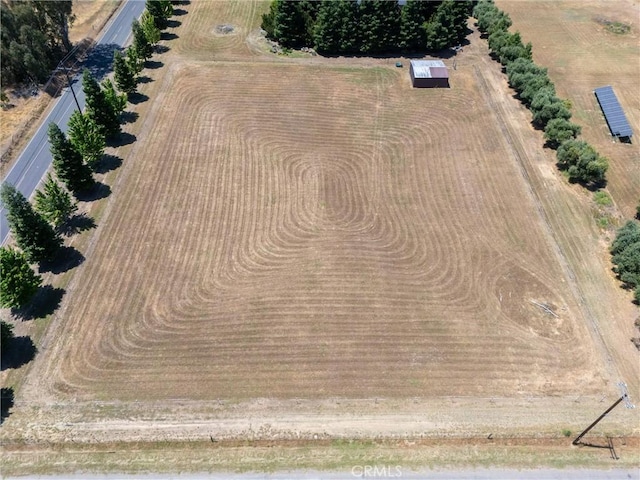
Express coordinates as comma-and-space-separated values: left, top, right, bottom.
409, 60, 449, 88
594, 86, 633, 140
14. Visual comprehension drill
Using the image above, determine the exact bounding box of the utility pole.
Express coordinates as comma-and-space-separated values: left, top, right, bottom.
572, 382, 635, 446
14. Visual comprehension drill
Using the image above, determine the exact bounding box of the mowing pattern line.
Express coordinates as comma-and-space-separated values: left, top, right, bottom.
42, 60, 607, 401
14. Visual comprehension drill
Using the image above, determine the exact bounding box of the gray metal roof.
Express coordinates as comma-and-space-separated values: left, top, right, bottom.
410, 60, 448, 79
594, 86, 633, 138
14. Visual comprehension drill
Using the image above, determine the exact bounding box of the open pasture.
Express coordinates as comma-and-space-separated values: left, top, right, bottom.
34, 1, 613, 401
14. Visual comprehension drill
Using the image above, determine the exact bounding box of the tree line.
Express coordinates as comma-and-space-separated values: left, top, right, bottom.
611, 220, 640, 305
473, 0, 608, 186
1, 0, 74, 88
1, 0, 175, 363
262, 0, 474, 55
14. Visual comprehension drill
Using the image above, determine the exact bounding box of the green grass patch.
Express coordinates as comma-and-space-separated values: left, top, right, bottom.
594, 16, 631, 34
593, 190, 613, 207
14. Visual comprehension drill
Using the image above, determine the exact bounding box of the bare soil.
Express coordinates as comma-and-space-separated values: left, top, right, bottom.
1, 0, 638, 474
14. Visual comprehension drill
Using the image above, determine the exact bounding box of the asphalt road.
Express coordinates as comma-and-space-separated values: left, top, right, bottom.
0, 0, 146, 244
6, 469, 639, 480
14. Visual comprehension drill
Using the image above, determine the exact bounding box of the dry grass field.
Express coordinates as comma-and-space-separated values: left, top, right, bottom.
2, 0, 639, 472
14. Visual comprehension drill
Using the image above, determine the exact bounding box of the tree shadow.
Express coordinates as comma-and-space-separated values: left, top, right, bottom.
11, 285, 65, 321
145, 60, 164, 70
167, 19, 182, 28
1, 336, 37, 371
94, 154, 123, 174
128, 92, 149, 105
557, 167, 608, 191
1, 387, 14, 424
173, 8, 188, 16
61, 213, 97, 235
155, 45, 171, 54
161, 32, 179, 41
83, 43, 123, 81
107, 132, 136, 147
75, 181, 111, 201
137, 75, 153, 84
121, 111, 139, 124
39, 246, 85, 275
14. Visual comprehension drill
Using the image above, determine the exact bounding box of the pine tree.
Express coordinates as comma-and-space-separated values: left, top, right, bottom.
132, 19, 153, 60
1, 321, 14, 351
400, 0, 429, 51
48, 122, 95, 195
0, 183, 62, 262
359, 0, 401, 53
146, 0, 173, 30
141, 10, 161, 46
273, 0, 312, 48
125, 45, 144, 76
314, 0, 359, 53
101, 78, 127, 115
82, 69, 121, 139
113, 50, 137, 94
34, 174, 78, 228
67, 110, 105, 169
0, 246, 42, 309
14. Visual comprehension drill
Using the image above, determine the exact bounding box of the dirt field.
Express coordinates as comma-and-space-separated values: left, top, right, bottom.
2, 0, 639, 472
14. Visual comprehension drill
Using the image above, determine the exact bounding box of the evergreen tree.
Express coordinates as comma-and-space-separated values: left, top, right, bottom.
132, 19, 153, 60
33, 174, 78, 228
67, 110, 105, 169
273, 0, 313, 48
82, 69, 121, 138
1, 320, 14, 352
34, 0, 75, 52
141, 10, 161, 46
359, 0, 401, 53
0, 183, 62, 262
1, 1, 74, 87
146, 0, 173, 30
0, 246, 42, 309
48, 123, 95, 195
314, 0, 359, 53
101, 78, 127, 116
400, 0, 432, 51
125, 45, 144, 76
427, 1, 471, 50
113, 50, 137, 94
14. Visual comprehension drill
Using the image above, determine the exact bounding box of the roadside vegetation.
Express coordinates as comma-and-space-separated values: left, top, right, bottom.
262, 0, 473, 54
0, 0, 177, 421
0, 0, 74, 89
